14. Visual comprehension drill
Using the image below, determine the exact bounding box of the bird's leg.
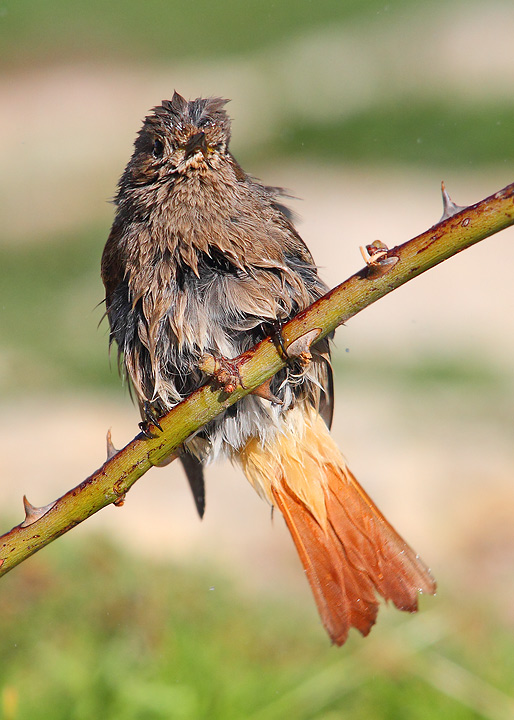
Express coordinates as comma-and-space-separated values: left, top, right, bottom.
266, 319, 293, 366
266, 320, 320, 371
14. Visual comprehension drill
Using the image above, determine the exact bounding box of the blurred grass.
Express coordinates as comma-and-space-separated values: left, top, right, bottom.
0, 0, 427, 66
332, 351, 512, 400
1, 535, 513, 720
0, 225, 117, 395
267, 101, 514, 169
1, 0, 513, 173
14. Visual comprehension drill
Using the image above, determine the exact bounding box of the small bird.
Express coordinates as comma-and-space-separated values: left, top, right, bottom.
101, 92, 436, 645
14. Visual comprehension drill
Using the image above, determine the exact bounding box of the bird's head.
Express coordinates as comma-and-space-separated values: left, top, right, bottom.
125, 91, 232, 187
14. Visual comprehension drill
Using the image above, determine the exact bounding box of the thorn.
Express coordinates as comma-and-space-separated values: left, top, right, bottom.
106, 429, 118, 460
439, 181, 467, 221
360, 240, 399, 278
21, 496, 56, 527
251, 379, 283, 404
286, 329, 322, 367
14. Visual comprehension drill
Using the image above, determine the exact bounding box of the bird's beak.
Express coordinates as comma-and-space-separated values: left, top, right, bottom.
184, 131, 208, 158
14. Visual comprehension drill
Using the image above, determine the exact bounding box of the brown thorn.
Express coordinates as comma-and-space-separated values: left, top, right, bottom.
106, 428, 118, 460
21, 496, 56, 527
439, 180, 467, 222
286, 329, 322, 364
251, 379, 283, 404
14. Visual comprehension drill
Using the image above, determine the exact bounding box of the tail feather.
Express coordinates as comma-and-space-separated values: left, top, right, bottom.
239, 406, 436, 646
325, 466, 433, 611
272, 482, 379, 644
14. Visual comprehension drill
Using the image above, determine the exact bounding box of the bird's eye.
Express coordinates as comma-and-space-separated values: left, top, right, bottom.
152, 138, 164, 158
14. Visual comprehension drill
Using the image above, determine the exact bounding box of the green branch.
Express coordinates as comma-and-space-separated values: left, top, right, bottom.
1, 182, 513, 578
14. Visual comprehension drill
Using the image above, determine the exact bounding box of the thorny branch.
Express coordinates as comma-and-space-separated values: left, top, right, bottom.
1, 182, 513, 578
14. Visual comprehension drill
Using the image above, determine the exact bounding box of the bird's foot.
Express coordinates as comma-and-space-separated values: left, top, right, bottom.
138, 401, 163, 439
266, 320, 320, 370
266, 319, 293, 366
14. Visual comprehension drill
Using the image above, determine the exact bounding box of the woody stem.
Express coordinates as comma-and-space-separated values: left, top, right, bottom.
0, 181, 513, 578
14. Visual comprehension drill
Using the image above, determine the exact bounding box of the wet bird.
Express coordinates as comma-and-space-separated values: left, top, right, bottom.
101, 92, 435, 645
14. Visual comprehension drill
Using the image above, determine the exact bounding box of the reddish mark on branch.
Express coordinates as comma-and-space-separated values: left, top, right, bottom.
461, 218, 470, 227
199, 353, 245, 395
113, 479, 126, 496
416, 234, 442, 255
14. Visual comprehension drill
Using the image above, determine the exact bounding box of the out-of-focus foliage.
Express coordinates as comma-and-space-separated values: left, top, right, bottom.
0, 0, 427, 65
268, 101, 514, 169
1, 537, 512, 720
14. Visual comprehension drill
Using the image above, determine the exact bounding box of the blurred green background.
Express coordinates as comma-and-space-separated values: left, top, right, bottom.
1, 1, 514, 718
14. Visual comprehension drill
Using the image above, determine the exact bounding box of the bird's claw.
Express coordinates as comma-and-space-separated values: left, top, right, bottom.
139, 402, 163, 438
267, 319, 295, 368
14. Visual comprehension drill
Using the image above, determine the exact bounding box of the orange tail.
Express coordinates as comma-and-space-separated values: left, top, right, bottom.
238, 406, 436, 646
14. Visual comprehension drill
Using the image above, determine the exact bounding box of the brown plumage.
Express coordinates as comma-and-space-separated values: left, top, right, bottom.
101, 92, 435, 644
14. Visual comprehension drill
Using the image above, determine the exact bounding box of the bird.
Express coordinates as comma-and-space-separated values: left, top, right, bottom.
101, 92, 436, 645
